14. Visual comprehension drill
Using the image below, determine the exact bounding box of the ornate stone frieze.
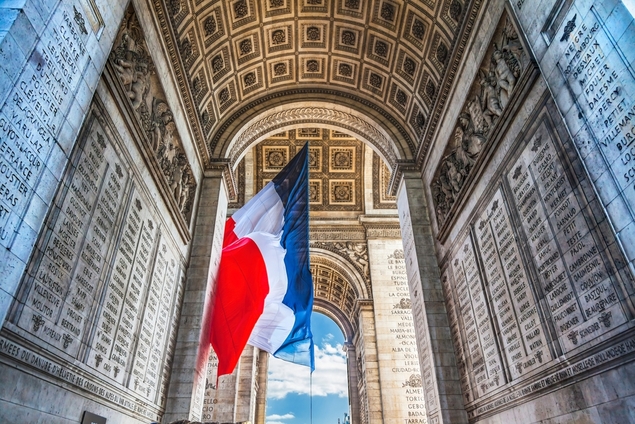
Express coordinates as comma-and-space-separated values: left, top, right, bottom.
310, 229, 367, 241
431, 13, 528, 228
110, 7, 196, 223
365, 225, 401, 239
311, 241, 370, 287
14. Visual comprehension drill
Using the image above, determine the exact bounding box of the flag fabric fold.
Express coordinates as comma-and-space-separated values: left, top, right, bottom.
210, 144, 314, 377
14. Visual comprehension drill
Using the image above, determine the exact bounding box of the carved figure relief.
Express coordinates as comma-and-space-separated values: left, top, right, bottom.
111, 8, 196, 223
432, 15, 526, 227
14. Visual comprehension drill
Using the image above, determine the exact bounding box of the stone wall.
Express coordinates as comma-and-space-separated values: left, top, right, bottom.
0, 1, 201, 422
421, 1, 635, 423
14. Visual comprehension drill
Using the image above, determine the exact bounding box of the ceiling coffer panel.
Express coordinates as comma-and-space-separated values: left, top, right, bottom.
153, 0, 481, 165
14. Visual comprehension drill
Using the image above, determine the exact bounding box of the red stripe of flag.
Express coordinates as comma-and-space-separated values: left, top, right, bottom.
210, 237, 270, 376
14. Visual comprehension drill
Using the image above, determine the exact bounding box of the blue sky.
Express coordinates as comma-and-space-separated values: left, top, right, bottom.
265, 313, 350, 424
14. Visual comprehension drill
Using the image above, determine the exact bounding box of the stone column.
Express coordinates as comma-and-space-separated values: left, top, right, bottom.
367, 237, 426, 422
235, 345, 258, 422
396, 171, 468, 424
163, 169, 228, 422
254, 349, 269, 424
355, 300, 383, 424
344, 342, 361, 424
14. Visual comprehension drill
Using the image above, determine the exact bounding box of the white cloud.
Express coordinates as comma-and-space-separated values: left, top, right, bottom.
266, 413, 295, 420
267, 343, 348, 400
265, 421, 286, 424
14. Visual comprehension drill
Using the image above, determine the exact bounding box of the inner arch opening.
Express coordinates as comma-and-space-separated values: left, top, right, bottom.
266, 313, 351, 424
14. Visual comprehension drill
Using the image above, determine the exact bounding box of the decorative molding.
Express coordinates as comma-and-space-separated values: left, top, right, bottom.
311, 241, 370, 288
372, 153, 397, 209
416, 0, 485, 168
229, 106, 398, 170
364, 224, 402, 239
310, 228, 366, 241
151, 0, 214, 171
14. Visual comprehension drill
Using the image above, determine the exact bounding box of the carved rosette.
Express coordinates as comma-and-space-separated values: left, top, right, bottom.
111, 7, 197, 223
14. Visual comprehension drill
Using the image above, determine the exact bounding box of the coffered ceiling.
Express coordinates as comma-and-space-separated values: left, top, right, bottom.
150, 0, 481, 169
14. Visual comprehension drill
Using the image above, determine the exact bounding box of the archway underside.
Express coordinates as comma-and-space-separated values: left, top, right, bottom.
149, 0, 482, 173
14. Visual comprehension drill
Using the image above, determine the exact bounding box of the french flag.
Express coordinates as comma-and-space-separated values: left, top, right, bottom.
210, 144, 314, 377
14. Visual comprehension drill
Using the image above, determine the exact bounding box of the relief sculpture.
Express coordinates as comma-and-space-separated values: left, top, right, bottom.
432, 15, 526, 227
111, 8, 196, 223
311, 241, 370, 285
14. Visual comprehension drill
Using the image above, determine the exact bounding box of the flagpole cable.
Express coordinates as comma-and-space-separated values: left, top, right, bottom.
310, 369, 313, 424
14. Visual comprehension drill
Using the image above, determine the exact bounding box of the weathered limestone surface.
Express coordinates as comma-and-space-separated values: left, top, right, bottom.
398, 173, 469, 424
422, 2, 635, 423
368, 238, 427, 423
163, 172, 226, 423
0, 0, 127, 325
0, 1, 634, 423
0, 1, 200, 422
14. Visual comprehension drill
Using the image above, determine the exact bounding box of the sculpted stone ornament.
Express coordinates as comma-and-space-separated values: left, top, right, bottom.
333, 241, 370, 280
402, 374, 423, 388
111, 9, 196, 222
311, 241, 370, 284
432, 15, 525, 227
394, 298, 412, 309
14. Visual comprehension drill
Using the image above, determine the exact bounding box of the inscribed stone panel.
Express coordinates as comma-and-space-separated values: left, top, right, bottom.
440, 100, 635, 420
474, 190, 552, 379
506, 121, 628, 351
4, 103, 186, 419
368, 241, 426, 422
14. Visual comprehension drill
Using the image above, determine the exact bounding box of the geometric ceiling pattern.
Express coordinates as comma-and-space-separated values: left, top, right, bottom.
311, 260, 360, 328
151, 0, 480, 168
255, 129, 364, 212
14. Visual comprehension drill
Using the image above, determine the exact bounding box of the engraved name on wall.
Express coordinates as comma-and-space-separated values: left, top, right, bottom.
368, 242, 426, 423
0, 3, 90, 250
507, 123, 627, 350
442, 115, 631, 409
8, 108, 186, 412
397, 187, 439, 418
557, 6, 635, 255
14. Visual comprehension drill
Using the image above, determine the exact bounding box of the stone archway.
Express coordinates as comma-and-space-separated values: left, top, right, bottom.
310, 250, 369, 424
222, 102, 404, 171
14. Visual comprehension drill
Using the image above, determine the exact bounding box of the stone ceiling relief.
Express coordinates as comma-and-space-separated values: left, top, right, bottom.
255, 129, 364, 212
311, 261, 360, 324
309, 249, 371, 329
150, 0, 480, 170
226, 104, 402, 170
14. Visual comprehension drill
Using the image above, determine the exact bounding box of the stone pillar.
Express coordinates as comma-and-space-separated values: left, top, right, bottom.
344, 342, 361, 424
163, 169, 228, 422
254, 349, 269, 424
211, 358, 239, 422
235, 345, 258, 422
396, 171, 468, 424
355, 300, 383, 424
367, 237, 426, 422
